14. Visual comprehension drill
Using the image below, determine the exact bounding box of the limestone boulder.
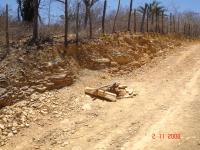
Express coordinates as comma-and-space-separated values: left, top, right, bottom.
0, 74, 9, 88
46, 72, 74, 89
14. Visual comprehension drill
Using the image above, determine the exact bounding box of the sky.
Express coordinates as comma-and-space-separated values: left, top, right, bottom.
1, 0, 200, 22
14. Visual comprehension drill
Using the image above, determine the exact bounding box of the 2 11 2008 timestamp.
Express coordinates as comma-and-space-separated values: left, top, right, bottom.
152, 133, 181, 140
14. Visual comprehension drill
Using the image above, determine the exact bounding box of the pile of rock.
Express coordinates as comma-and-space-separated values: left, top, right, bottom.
0, 68, 74, 107
0, 90, 60, 146
0, 48, 7, 61
0, 74, 10, 107
0, 102, 32, 146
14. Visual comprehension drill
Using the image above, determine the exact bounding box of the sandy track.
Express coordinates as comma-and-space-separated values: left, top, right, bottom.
3, 44, 200, 150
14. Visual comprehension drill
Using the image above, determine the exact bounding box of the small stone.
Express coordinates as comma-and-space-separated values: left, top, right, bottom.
0, 136, 6, 141
2, 117, 7, 123
34, 145, 40, 149
82, 104, 92, 111
126, 88, 134, 95
40, 109, 48, 115
12, 130, 18, 134
53, 111, 58, 114
39, 96, 46, 101
0, 124, 5, 130
0, 141, 5, 146
25, 123, 30, 127
20, 124, 25, 127
7, 123, 12, 128
61, 141, 69, 147
8, 132, 14, 137
111, 61, 118, 67
2, 131, 8, 136
12, 122, 18, 127
50, 141, 57, 145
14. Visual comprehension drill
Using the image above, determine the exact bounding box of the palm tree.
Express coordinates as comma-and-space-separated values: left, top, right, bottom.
138, 1, 166, 32
148, 0, 166, 32
138, 3, 148, 32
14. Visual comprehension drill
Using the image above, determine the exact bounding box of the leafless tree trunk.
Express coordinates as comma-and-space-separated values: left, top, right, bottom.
48, 0, 52, 26
140, 4, 148, 33
128, 0, 133, 31
76, 2, 80, 44
161, 11, 164, 34
184, 23, 186, 35
102, 0, 107, 34
173, 15, 175, 33
17, 0, 22, 21
146, 8, 149, 32
32, 0, 39, 41
113, 0, 120, 33
170, 13, 172, 33
177, 16, 180, 33
134, 9, 137, 33
64, 0, 68, 46
166, 16, 169, 33
158, 14, 160, 33
188, 24, 191, 36
151, 12, 154, 32
5, 4, 9, 50
89, 9, 92, 39
84, 6, 90, 28
17, 7, 21, 21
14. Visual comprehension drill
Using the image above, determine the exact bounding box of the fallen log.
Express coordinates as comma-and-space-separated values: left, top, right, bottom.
85, 87, 117, 102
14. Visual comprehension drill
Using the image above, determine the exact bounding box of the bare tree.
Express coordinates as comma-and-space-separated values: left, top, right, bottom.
83, 0, 99, 28
170, 13, 172, 33
177, 16, 180, 33
5, 4, 9, 49
48, 0, 52, 26
64, 0, 68, 46
102, 0, 107, 34
155, 8, 159, 32
173, 15, 175, 33
146, 7, 149, 32
113, 0, 121, 33
128, 0, 133, 31
76, 1, 80, 44
82, 0, 99, 38
16, 0, 22, 21
161, 11, 164, 33
32, 0, 39, 41
134, 9, 137, 32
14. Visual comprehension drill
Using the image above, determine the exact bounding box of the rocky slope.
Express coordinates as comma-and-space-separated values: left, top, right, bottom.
0, 33, 186, 108
0, 32, 192, 146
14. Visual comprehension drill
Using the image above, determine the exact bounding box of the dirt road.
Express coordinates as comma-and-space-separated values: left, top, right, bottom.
2, 44, 200, 150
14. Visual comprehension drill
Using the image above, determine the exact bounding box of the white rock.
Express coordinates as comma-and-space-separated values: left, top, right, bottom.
61, 141, 69, 147
8, 132, 14, 137
12, 130, 17, 134
82, 103, 92, 111
0, 124, 5, 130
25, 123, 30, 127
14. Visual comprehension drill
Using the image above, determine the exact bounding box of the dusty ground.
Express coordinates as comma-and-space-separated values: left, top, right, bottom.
1, 43, 200, 150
